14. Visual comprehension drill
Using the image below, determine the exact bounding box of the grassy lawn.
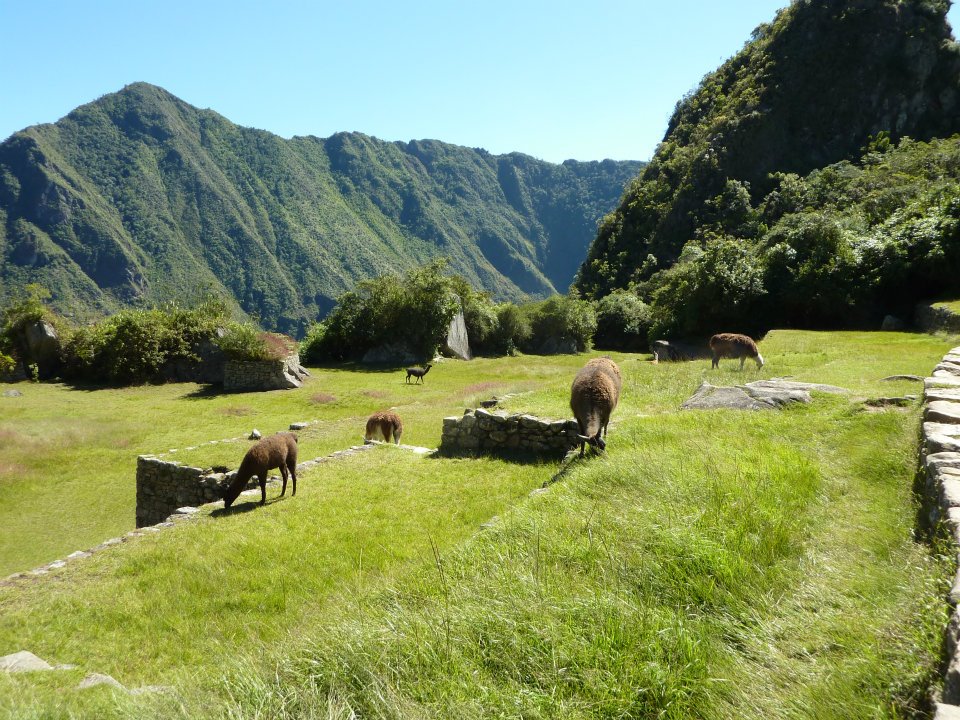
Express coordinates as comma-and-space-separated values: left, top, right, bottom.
934, 300, 960, 315
0, 329, 955, 718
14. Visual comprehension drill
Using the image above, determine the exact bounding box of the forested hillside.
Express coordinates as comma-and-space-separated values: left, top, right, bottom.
576, 0, 960, 334
0, 83, 641, 334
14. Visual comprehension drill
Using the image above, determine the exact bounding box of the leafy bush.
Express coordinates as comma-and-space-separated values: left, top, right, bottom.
648, 238, 766, 340
218, 323, 291, 362
311, 260, 464, 362
522, 294, 597, 354
593, 289, 651, 350
299, 322, 327, 365
0, 352, 16, 377
60, 298, 231, 385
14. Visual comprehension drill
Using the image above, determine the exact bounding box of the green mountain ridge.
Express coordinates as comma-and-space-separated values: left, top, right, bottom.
0, 83, 642, 334
576, 0, 960, 305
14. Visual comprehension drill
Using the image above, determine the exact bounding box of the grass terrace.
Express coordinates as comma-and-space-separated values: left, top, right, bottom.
0, 329, 955, 718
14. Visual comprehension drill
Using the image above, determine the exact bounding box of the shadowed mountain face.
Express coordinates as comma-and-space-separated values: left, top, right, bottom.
576, 0, 960, 299
0, 83, 642, 334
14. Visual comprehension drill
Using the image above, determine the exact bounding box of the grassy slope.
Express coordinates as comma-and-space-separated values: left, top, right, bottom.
0, 329, 955, 718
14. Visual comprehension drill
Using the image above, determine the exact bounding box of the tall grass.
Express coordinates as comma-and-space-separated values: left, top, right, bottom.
0, 330, 955, 718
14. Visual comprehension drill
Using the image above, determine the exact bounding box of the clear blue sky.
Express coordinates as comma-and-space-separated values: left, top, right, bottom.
1, 1, 957, 163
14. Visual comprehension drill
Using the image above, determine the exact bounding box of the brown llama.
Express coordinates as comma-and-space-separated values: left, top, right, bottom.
222, 432, 298, 509
364, 410, 403, 444
709, 333, 764, 370
570, 357, 622, 457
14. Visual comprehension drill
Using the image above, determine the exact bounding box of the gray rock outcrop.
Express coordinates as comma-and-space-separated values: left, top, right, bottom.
0, 651, 53, 672
651, 339, 710, 362
443, 311, 472, 360
680, 381, 812, 411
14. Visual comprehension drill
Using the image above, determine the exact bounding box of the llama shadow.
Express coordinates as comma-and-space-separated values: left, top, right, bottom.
209, 494, 289, 518
429, 446, 567, 467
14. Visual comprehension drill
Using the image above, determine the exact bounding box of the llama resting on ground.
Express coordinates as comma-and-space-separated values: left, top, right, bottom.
222, 432, 298, 509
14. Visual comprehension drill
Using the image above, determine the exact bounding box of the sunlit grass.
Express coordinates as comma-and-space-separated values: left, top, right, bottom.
0, 329, 956, 718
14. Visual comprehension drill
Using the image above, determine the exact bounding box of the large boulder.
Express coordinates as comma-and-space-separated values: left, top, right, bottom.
651, 339, 710, 362
443, 311, 472, 360
19, 320, 61, 379
681, 380, 812, 411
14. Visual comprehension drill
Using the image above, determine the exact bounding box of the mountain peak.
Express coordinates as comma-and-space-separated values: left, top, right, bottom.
577, 0, 960, 298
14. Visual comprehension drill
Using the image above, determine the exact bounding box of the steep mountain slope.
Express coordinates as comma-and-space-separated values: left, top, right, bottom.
576, 0, 960, 299
0, 83, 641, 333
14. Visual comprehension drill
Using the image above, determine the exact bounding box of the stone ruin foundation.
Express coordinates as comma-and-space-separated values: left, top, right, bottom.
441, 408, 580, 454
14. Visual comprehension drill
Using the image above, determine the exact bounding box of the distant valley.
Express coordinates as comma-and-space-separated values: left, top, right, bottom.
0, 83, 642, 334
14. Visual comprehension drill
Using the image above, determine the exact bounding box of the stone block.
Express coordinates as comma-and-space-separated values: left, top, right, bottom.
936, 703, 960, 720
929, 402, 960, 425
942, 478, 960, 508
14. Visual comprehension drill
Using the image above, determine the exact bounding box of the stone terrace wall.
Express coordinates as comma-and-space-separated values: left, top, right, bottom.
916, 345, 960, 719
441, 408, 580, 454
136, 457, 242, 528
224, 352, 309, 391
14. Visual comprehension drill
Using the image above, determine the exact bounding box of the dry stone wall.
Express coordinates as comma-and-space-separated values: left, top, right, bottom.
916, 346, 960, 719
224, 352, 309, 391
136, 456, 240, 528
441, 408, 580, 454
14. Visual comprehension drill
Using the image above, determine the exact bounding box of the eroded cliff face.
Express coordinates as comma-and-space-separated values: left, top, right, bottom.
577, 0, 960, 298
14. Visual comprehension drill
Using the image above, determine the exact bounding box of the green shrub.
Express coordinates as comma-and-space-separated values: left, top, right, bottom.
217, 323, 274, 362
60, 297, 231, 385
522, 293, 597, 354
311, 260, 463, 362
593, 289, 651, 351
0, 352, 16, 377
299, 322, 327, 364
647, 238, 767, 340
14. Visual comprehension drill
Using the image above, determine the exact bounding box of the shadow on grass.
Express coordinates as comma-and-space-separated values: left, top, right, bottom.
429, 446, 574, 468
209, 494, 292, 518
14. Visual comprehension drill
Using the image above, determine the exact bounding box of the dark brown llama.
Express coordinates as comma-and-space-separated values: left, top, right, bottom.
405, 364, 432, 384
222, 432, 298, 509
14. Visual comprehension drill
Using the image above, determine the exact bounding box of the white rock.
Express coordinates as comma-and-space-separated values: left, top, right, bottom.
935, 703, 960, 720
78, 673, 125, 691
0, 651, 53, 672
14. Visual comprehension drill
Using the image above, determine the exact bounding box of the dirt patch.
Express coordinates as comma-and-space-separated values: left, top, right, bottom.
361, 390, 387, 399
0, 429, 22, 444
311, 393, 337, 404
0, 462, 26, 478
220, 406, 253, 417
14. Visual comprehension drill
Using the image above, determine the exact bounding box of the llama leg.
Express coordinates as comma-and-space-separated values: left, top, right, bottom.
394, 425, 402, 444
739, 356, 746, 371
712, 354, 719, 369
259, 474, 267, 504
289, 460, 297, 496
279, 464, 289, 497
